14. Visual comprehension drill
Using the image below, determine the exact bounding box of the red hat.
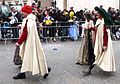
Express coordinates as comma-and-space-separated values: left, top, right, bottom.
21, 5, 32, 14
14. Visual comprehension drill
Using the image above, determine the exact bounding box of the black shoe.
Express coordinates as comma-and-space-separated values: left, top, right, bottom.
43, 67, 51, 79
82, 71, 91, 76
14, 62, 22, 65
18, 65, 22, 69
76, 62, 83, 65
13, 73, 26, 79
48, 67, 51, 72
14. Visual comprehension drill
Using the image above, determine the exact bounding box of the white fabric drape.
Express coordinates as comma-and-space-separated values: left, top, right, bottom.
19, 14, 48, 75
93, 19, 116, 72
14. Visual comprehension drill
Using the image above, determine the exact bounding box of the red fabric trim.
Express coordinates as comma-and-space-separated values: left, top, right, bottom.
90, 27, 97, 45
103, 25, 108, 47
17, 20, 28, 45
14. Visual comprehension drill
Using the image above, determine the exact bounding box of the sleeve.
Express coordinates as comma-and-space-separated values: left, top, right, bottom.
17, 20, 28, 45
103, 24, 108, 47
90, 27, 96, 31
116, 32, 120, 39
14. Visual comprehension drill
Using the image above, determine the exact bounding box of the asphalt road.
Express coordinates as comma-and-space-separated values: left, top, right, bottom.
0, 40, 120, 84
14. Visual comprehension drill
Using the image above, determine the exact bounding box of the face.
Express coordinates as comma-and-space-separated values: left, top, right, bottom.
22, 12, 28, 18
96, 12, 102, 19
12, 7, 17, 13
15, 1, 19, 4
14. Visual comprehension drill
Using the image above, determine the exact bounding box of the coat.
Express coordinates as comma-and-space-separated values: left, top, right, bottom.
93, 18, 116, 72
77, 20, 95, 65
19, 14, 48, 75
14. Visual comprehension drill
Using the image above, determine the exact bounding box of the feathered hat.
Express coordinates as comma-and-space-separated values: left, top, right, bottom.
94, 6, 114, 25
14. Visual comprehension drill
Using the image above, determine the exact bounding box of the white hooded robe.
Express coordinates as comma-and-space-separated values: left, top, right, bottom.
93, 18, 116, 72
19, 14, 48, 75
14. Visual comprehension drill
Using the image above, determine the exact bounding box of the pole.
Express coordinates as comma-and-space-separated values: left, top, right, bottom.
63, 0, 67, 9
119, 0, 120, 9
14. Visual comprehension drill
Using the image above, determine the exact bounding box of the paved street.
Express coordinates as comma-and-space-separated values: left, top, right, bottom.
0, 40, 120, 84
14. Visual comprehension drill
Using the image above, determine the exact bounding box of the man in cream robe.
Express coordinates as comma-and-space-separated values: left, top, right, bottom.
83, 6, 116, 76
93, 18, 116, 71
13, 5, 51, 79
76, 13, 95, 65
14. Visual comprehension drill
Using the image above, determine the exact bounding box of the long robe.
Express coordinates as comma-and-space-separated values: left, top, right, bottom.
19, 14, 48, 75
93, 18, 116, 72
77, 20, 95, 65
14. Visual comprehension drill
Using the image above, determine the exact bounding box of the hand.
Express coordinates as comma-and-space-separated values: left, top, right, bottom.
17, 24, 22, 29
8, 17, 12, 20
15, 43, 20, 46
0, 20, 2, 23
102, 46, 107, 51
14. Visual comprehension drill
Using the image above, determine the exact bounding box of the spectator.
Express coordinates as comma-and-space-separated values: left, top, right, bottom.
7, 7, 22, 40
69, 7, 75, 21
37, 0, 41, 8
0, 9, 7, 38
116, 28, 120, 40
59, 9, 69, 41
76, 10, 85, 37
43, 10, 54, 42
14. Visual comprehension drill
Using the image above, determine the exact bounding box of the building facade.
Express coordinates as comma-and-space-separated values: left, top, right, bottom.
1, 0, 120, 11
58, 0, 120, 11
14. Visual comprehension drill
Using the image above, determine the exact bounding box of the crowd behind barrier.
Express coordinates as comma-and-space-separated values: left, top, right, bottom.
0, 21, 81, 42
0, 1, 120, 43
0, 21, 119, 43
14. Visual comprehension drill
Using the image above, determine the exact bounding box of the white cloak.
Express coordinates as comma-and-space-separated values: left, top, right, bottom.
19, 14, 48, 75
93, 19, 116, 72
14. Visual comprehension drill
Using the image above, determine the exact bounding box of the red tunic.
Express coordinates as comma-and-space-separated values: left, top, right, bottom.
17, 20, 28, 45
103, 25, 108, 47
90, 25, 108, 47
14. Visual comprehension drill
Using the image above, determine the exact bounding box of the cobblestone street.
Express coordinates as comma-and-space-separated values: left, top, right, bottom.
0, 40, 120, 84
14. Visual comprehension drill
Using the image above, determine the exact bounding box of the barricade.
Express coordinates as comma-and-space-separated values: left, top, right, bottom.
0, 21, 119, 44
0, 22, 21, 44
37, 21, 84, 42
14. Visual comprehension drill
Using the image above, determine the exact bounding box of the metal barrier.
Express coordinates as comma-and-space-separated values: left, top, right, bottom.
0, 21, 119, 43
0, 21, 83, 42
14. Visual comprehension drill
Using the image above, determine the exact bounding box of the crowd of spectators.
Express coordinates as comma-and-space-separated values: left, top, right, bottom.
0, 0, 120, 41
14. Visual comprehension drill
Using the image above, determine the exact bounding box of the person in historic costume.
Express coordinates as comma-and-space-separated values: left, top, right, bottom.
83, 6, 116, 76
76, 13, 95, 65
13, 5, 51, 79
